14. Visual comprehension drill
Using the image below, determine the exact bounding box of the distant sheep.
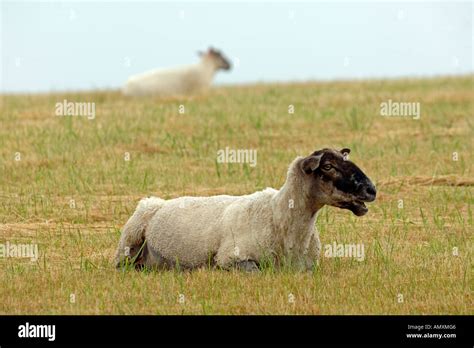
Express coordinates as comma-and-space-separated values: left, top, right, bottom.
115, 148, 376, 271
122, 47, 231, 97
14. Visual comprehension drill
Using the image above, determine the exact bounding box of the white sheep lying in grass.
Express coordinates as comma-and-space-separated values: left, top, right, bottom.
122, 47, 231, 97
115, 148, 376, 271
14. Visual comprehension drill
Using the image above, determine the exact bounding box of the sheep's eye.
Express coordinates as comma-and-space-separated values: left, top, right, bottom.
322, 164, 332, 171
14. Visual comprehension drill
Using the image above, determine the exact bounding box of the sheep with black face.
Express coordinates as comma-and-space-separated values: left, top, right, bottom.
301, 148, 376, 217
115, 148, 376, 271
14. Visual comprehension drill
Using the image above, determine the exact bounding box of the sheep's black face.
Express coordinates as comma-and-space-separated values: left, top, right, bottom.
301, 148, 376, 216
209, 48, 232, 71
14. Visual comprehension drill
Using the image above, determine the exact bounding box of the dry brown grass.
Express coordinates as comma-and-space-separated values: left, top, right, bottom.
0, 76, 472, 314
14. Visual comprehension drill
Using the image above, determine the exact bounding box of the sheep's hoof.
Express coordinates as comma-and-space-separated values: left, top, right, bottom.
234, 260, 260, 273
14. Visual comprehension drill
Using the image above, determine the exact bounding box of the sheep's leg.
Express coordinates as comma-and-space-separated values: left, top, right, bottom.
215, 243, 260, 272
300, 232, 321, 271
132, 240, 148, 270
233, 260, 260, 272
118, 239, 176, 271
115, 237, 147, 269
142, 242, 176, 270
115, 197, 164, 268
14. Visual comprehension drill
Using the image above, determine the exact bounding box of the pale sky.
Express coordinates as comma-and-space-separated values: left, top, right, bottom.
1, 1, 472, 92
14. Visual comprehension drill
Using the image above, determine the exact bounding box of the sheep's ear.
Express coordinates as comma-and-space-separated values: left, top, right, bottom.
197, 51, 204, 57
340, 148, 351, 155
301, 155, 322, 174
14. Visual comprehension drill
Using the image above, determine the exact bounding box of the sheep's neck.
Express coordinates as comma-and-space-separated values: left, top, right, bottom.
199, 57, 219, 78
271, 177, 323, 254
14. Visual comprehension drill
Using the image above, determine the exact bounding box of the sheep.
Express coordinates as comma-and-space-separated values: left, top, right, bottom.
122, 47, 231, 97
115, 148, 376, 272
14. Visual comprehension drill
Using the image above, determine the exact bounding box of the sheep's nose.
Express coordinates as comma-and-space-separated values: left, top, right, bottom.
365, 184, 377, 201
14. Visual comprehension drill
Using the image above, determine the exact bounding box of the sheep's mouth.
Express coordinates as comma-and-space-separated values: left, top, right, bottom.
337, 200, 368, 216
350, 200, 368, 216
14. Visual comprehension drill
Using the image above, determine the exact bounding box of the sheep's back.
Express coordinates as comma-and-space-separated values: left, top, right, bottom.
123, 64, 206, 97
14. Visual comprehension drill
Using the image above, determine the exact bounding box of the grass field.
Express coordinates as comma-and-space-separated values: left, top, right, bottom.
0, 75, 472, 314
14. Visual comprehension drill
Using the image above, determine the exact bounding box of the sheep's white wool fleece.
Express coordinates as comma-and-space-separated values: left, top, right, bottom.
116, 157, 321, 270
146, 189, 278, 267
122, 60, 215, 97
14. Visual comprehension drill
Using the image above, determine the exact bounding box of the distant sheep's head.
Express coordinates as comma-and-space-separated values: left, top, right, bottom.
300, 148, 376, 216
198, 47, 232, 71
